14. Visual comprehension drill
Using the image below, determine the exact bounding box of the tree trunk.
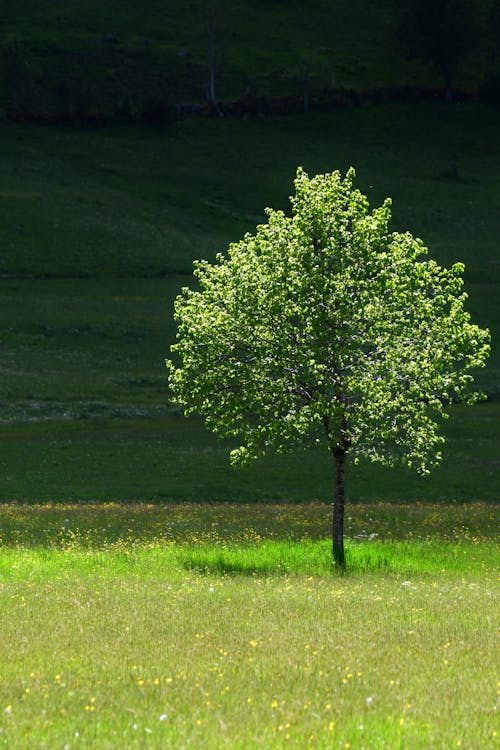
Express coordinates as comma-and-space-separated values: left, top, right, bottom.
206, 17, 217, 106
332, 447, 346, 568
208, 40, 216, 105
438, 53, 453, 101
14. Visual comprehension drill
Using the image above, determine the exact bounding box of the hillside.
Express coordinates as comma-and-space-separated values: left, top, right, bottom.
1, 0, 498, 122
2, 104, 500, 280
0, 103, 498, 503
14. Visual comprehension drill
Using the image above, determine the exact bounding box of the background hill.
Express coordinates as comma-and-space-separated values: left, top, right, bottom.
0, 2, 498, 504
1, 0, 500, 122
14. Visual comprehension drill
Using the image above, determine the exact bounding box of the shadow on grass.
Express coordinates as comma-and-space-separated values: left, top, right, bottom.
177, 540, 397, 576
177, 539, 495, 577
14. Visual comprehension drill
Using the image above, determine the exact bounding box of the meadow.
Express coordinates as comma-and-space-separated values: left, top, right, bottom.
0, 502, 498, 749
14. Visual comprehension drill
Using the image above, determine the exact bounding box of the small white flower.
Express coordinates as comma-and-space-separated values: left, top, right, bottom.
366, 696, 374, 706
159, 714, 168, 722
145, 727, 153, 734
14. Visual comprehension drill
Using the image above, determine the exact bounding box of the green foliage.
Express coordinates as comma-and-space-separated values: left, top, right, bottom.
168, 168, 490, 474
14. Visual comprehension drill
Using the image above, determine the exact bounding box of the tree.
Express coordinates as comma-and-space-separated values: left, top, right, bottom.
206, 13, 218, 106
196, 0, 229, 108
395, 0, 483, 99
482, 2, 500, 99
167, 168, 490, 567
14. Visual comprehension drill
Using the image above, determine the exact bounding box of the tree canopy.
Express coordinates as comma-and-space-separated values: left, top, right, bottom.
167, 167, 490, 564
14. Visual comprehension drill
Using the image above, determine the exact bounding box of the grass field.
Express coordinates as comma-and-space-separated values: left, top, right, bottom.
1, 403, 499, 505
3, 105, 500, 280
0, 503, 497, 749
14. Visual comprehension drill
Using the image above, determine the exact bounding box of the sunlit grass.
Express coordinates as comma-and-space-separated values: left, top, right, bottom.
0, 502, 498, 748
0, 538, 495, 584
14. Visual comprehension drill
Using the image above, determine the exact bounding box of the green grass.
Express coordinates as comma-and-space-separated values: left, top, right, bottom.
0, 503, 498, 748
0, 538, 496, 582
2, 106, 500, 281
179, 538, 497, 577
0, 501, 497, 547
1, 403, 499, 504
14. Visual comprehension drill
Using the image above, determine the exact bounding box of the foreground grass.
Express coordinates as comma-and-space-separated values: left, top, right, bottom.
0, 503, 498, 748
0, 567, 497, 749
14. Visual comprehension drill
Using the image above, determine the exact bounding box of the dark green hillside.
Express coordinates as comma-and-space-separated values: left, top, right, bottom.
0, 103, 498, 503
2, 104, 500, 280
0, 0, 497, 121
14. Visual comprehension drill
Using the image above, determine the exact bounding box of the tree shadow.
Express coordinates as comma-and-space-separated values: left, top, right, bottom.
180, 555, 278, 576
177, 544, 338, 576
176, 543, 394, 576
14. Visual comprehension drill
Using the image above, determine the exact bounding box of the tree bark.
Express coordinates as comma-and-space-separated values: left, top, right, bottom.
206, 17, 217, 106
332, 446, 346, 568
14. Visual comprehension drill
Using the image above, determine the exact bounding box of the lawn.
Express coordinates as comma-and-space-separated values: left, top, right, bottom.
0, 502, 497, 749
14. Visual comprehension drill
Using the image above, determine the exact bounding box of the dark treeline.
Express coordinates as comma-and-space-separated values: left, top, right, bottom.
5, 85, 496, 128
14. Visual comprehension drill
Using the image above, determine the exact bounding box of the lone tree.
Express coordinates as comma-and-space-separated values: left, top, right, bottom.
167, 168, 490, 567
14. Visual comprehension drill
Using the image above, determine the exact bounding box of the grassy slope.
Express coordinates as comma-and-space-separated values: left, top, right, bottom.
1, 404, 499, 504
0, 103, 499, 503
1, 0, 475, 111
2, 105, 500, 279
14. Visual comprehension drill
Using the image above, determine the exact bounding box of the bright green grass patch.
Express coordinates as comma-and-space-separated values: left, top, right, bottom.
0, 503, 498, 748
0, 539, 496, 582
179, 539, 497, 577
